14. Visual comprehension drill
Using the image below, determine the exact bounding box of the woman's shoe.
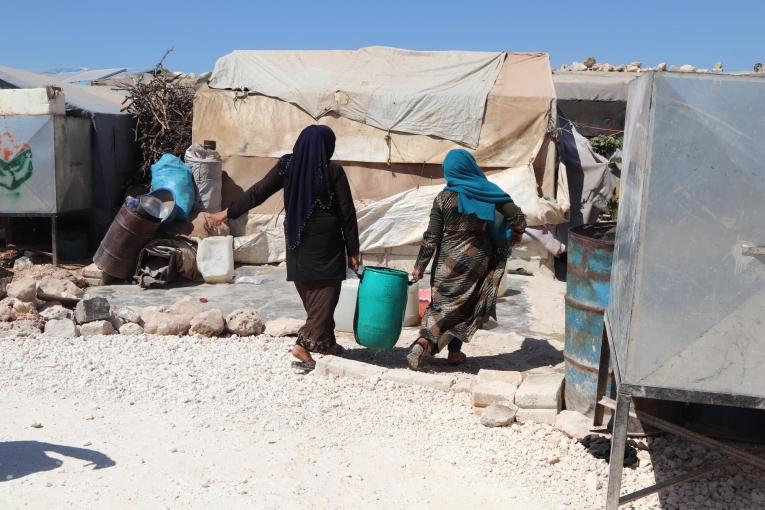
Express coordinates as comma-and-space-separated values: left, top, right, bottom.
406, 338, 431, 371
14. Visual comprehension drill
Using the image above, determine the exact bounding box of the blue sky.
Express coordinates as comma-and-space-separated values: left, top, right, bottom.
4, 1, 763, 74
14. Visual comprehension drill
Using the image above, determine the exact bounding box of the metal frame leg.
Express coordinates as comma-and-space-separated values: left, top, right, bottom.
606, 391, 631, 510
51, 216, 59, 266
594, 324, 611, 427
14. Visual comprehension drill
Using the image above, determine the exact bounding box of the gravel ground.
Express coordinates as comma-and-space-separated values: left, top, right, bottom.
2, 333, 764, 509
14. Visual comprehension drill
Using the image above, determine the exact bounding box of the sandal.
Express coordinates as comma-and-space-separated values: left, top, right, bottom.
332, 344, 346, 357
291, 360, 316, 373
406, 338, 431, 371
448, 352, 467, 366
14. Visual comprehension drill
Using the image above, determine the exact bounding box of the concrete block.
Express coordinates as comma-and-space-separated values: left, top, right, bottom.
514, 372, 564, 410
381, 370, 455, 392
515, 408, 558, 425
554, 410, 593, 440
453, 378, 474, 394
315, 356, 386, 382
472, 381, 518, 408
476, 369, 523, 387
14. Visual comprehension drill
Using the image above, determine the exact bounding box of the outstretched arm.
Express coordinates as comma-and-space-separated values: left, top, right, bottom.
208, 161, 284, 227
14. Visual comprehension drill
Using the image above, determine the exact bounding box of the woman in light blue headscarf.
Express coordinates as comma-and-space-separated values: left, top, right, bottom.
407, 149, 526, 370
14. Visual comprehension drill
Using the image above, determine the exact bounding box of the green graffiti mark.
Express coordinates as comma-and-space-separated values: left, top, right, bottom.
0, 147, 33, 191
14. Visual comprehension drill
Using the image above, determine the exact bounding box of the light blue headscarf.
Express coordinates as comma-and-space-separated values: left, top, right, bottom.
443, 149, 513, 222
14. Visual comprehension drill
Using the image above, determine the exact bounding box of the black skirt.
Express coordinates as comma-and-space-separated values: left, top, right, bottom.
286, 211, 346, 281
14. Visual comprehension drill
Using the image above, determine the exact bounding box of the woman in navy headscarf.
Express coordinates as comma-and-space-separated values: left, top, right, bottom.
407, 149, 526, 370
210, 125, 360, 370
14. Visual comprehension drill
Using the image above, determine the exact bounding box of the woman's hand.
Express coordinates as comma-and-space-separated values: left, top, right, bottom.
207, 209, 229, 228
511, 230, 524, 246
347, 254, 361, 272
411, 268, 424, 281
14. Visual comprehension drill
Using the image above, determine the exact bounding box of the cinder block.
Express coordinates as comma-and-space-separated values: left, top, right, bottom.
381, 370, 455, 391
514, 372, 564, 410
315, 356, 386, 382
472, 381, 518, 408
515, 407, 558, 425
476, 369, 523, 387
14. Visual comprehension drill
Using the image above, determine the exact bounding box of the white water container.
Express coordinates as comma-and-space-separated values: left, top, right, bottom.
402, 283, 420, 327
334, 279, 359, 333
196, 235, 234, 283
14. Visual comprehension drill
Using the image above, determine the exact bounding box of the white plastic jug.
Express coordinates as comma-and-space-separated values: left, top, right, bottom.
334, 279, 359, 333
196, 235, 234, 283
402, 283, 420, 327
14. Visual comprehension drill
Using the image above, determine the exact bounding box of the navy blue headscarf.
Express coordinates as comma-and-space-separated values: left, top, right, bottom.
283, 125, 336, 250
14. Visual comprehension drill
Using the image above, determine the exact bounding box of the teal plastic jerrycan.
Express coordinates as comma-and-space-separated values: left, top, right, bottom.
354, 266, 410, 349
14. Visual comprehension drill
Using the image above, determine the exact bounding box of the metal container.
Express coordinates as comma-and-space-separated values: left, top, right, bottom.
564, 222, 615, 416
93, 204, 160, 279
608, 72, 765, 408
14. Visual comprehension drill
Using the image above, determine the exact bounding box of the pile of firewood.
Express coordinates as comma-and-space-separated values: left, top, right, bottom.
117, 50, 195, 180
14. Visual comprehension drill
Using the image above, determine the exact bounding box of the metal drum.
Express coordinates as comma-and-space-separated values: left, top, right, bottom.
564, 222, 615, 416
94, 203, 160, 279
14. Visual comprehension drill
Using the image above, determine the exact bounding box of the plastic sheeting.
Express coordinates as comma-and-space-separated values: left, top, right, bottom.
209, 47, 505, 147
233, 164, 570, 264
194, 53, 555, 168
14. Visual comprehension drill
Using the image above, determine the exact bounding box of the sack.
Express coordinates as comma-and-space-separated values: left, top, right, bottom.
135, 238, 199, 288
150, 154, 197, 221
184, 144, 223, 213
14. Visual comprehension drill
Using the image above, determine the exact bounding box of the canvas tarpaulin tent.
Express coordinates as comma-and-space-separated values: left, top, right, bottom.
194, 48, 564, 264
208, 46, 505, 148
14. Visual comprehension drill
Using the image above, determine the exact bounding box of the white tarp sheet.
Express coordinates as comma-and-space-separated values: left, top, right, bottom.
209, 46, 505, 147
234, 164, 570, 264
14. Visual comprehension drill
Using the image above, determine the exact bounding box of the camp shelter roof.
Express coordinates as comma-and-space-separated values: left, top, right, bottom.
0, 64, 128, 115
553, 71, 637, 102
195, 50, 555, 168
46, 68, 128, 84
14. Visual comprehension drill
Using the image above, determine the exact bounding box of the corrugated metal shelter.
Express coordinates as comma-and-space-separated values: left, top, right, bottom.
0, 64, 139, 243
553, 71, 637, 137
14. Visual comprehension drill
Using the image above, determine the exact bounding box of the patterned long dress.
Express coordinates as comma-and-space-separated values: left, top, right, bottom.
414, 189, 526, 353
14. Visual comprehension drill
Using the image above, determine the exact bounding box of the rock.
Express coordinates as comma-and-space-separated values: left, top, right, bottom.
75, 297, 111, 324
472, 381, 518, 408
656, 62, 668, 71
40, 305, 74, 321
109, 313, 124, 331
0, 320, 43, 338
615, 64, 626, 72
82, 263, 107, 280
168, 296, 203, 316
381, 370, 455, 392
571, 61, 587, 72
584, 57, 597, 69
44, 319, 79, 338
678, 64, 696, 73
143, 311, 192, 336
49, 268, 88, 289
476, 369, 523, 387
226, 308, 265, 336
37, 278, 84, 303
13, 256, 33, 271
315, 356, 386, 382
190, 309, 226, 337
547, 455, 560, 465
1, 297, 36, 315
480, 402, 518, 427
625, 64, 640, 73
554, 410, 593, 440
514, 372, 564, 410
80, 320, 116, 337
38, 300, 61, 311
264, 317, 303, 337
116, 307, 142, 324
601, 63, 615, 72
0, 301, 15, 321
713, 62, 724, 72
7, 278, 37, 302
119, 322, 145, 335
515, 408, 558, 425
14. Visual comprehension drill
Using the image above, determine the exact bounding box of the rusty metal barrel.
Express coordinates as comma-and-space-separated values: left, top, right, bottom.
94, 203, 160, 280
564, 222, 616, 416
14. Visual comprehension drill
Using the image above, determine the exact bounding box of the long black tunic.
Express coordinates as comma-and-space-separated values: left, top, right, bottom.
227, 158, 360, 282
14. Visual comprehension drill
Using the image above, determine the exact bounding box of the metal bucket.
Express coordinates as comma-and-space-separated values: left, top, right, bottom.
94, 204, 160, 280
564, 223, 616, 416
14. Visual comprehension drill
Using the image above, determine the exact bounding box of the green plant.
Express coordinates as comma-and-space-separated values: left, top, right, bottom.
590, 134, 623, 159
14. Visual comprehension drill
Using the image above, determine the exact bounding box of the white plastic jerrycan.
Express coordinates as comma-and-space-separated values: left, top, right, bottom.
196, 235, 235, 283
